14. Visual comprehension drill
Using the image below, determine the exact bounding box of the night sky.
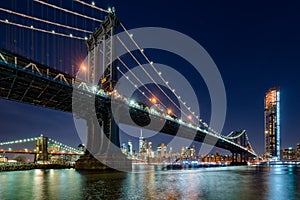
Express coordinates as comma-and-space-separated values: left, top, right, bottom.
1, 0, 300, 155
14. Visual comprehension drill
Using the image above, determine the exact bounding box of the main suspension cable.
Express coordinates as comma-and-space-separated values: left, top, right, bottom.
73, 0, 110, 14
0, 7, 93, 33
0, 19, 86, 40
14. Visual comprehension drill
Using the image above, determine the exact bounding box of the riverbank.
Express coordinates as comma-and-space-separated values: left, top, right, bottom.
0, 163, 74, 172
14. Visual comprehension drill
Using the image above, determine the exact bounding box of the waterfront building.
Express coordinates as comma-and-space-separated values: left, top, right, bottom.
181, 146, 196, 159
264, 87, 281, 160
157, 143, 166, 158
147, 141, 152, 153
147, 141, 154, 158
281, 147, 296, 161
181, 146, 185, 157
138, 129, 144, 153
0, 156, 8, 162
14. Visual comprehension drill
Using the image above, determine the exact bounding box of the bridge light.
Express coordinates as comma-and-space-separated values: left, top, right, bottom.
84, 36, 88, 40
151, 97, 157, 104
150, 61, 153, 65
52, 30, 55, 33
129, 33, 133, 38
70, 34, 73, 37
167, 109, 172, 115
30, 25, 34, 29
108, 7, 112, 12
141, 49, 144, 52
5, 19, 8, 23
91, 1, 95, 6
130, 100, 135, 105
188, 115, 192, 120
81, 65, 87, 72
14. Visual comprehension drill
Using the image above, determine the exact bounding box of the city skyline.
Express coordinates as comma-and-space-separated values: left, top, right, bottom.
0, 0, 300, 155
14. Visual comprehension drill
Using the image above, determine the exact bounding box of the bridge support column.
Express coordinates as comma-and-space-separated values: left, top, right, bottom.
34, 135, 48, 163
75, 108, 131, 171
230, 151, 247, 166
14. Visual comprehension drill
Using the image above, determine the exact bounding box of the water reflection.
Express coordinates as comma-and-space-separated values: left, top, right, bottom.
0, 165, 299, 199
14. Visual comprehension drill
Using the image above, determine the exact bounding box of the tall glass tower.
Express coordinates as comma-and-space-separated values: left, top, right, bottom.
264, 87, 281, 160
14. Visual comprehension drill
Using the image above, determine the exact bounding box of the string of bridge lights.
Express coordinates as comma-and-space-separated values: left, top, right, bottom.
48, 138, 82, 153
223, 131, 255, 152
73, 0, 111, 14
119, 23, 219, 134
117, 36, 197, 123
0, 137, 37, 146
0, 0, 220, 135
33, 0, 103, 23
0, 8, 93, 34
116, 66, 157, 107
116, 35, 221, 134
117, 56, 169, 111
0, 137, 82, 153
0, 19, 86, 40
244, 133, 255, 152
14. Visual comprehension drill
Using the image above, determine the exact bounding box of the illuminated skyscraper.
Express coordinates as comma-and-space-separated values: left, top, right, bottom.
264, 87, 281, 159
139, 129, 144, 153
127, 140, 133, 156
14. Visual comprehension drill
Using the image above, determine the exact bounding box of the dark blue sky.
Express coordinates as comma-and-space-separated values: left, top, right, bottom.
0, 0, 300, 155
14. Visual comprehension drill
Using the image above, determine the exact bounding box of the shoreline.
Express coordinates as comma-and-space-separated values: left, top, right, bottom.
0, 163, 74, 172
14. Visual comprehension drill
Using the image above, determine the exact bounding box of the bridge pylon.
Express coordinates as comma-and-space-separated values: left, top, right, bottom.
229, 131, 249, 165
34, 135, 48, 163
75, 12, 131, 171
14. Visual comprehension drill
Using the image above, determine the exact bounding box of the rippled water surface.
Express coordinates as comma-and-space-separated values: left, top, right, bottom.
0, 165, 299, 200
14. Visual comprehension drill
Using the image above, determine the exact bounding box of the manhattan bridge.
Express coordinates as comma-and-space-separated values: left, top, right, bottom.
0, 0, 256, 170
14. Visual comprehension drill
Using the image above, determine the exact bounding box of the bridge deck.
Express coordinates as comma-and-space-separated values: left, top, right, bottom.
0, 49, 256, 157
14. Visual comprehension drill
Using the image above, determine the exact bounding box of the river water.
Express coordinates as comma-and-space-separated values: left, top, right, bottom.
0, 165, 299, 200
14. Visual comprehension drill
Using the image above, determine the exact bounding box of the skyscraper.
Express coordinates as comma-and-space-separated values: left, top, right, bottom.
264, 87, 281, 160
127, 140, 133, 156
139, 129, 144, 153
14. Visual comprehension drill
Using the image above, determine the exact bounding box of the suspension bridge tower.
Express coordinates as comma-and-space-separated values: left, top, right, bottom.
34, 135, 48, 163
75, 10, 131, 171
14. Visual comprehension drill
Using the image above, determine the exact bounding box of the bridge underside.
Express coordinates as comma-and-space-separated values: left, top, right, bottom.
0, 52, 73, 112
0, 49, 108, 115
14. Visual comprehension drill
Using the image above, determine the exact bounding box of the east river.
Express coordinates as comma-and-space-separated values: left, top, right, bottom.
0, 165, 299, 200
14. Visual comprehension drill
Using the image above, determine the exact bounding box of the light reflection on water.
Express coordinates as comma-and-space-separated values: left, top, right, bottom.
0, 165, 299, 200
